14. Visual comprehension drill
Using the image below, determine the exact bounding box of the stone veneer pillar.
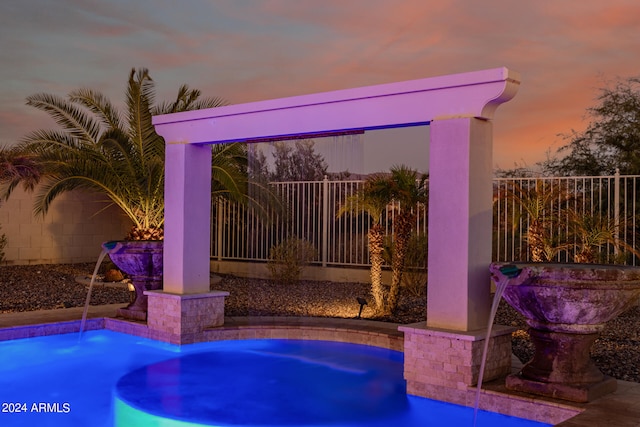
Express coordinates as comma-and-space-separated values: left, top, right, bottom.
145, 290, 229, 345
399, 323, 513, 404
399, 117, 513, 404
147, 142, 230, 344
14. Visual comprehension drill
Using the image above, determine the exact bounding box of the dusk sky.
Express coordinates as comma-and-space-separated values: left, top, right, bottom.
1, 0, 639, 173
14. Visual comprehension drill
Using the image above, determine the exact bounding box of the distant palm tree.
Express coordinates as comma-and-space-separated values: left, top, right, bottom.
385, 166, 428, 314
568, 211, 640, 264
5, 68, 245, 240
503, 180, 571, 262
337, 173, 393, 312
0, 147, 42, 196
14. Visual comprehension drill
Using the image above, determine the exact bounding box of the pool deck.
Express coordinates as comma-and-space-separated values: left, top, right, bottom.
1, 305, 639, 426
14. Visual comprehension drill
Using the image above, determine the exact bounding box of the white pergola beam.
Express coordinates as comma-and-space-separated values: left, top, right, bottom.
154, 68, 519, 144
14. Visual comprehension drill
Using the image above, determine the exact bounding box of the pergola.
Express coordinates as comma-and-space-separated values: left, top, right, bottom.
147, 68, 520, 403
151, 67, 520, 398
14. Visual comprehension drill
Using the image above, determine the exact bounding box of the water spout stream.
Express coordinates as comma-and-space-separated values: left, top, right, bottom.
78, 244, 116, 340
473, 264, 526, 426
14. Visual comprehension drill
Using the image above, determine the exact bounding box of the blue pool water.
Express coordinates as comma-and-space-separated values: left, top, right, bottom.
0, 330, 550, 427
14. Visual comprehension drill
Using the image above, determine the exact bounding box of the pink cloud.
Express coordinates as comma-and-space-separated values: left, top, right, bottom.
2, 0, 639, 169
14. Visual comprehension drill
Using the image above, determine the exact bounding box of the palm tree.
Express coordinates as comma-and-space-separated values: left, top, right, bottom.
385, 166, 428, 314
503, 180, 572, 262
211, 142, 250, 203
337, 174, 393, 313
0, 147, 42, 196
337, 166, 427, 315
568, 211, 640, 263
5, 68, 243, 240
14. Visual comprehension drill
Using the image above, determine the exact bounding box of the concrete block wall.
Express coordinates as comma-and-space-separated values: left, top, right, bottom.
0, 188, 132, 265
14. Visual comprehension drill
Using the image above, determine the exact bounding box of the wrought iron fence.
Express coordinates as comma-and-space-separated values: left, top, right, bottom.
212, 172, 640, 266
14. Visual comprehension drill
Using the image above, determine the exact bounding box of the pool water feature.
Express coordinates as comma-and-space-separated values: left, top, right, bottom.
473, 264, 526, 424
79, 246, 112, 339
0, 330, 550, 427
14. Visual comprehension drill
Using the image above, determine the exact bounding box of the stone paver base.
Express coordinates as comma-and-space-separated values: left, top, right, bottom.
399, 322, 513, 398
144, 290, 229, 344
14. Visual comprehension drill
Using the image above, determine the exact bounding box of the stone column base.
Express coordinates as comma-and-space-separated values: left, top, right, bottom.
144, 290, 229, 344
506, 373, 617, 403
399, 322, 513, 403
115, 307, 147, 322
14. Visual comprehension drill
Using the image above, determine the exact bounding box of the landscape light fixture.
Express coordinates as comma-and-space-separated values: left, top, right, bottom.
356, 297, 368, 319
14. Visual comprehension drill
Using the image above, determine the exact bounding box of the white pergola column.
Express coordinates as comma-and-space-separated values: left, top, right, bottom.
163, 142, 212, 294
427, 117, 493, 332
144, 142, 229, 344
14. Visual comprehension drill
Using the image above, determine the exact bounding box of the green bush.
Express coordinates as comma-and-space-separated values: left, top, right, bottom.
267, 237, 317, 284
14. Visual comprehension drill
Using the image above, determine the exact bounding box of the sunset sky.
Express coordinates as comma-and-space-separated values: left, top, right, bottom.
1, 0, 639, 173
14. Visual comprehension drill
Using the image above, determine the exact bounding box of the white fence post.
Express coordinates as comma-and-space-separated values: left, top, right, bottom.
216, 198, 224, 261
322, 175, 329, 267
614, 168, 621, 255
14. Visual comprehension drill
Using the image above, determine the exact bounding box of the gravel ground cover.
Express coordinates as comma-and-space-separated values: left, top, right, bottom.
0, 262, 638, 383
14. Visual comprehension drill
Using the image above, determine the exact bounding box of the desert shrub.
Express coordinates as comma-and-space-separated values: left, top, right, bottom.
267, 237, 317, 284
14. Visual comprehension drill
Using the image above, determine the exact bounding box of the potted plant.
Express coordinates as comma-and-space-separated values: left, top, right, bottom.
4, 68, 248, 320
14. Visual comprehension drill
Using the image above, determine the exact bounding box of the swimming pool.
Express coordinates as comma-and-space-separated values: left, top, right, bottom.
0, 330, 550, 426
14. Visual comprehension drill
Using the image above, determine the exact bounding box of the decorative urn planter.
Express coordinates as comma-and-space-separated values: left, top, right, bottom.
490, 262, 640, 402
103, 240, 163, 321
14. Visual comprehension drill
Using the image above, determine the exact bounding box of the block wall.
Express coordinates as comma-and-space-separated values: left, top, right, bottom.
0, 188, 131, 265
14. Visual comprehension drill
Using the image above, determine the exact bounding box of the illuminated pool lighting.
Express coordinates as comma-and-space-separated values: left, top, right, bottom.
0, 330, 550, 427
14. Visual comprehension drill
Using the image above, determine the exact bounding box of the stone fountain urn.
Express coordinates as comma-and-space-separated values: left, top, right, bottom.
103, 240, 163, 321
490, 262, 640, 403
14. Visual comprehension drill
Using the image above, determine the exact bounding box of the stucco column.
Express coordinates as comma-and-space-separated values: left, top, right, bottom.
427, 117, 493, 331
163, 142, 212, 294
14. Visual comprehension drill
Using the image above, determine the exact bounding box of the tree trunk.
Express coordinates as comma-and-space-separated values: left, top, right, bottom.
368, 224, 385, 312
386, 213, 414, 314
574, 249, 595, 263
528, 220, 548, 262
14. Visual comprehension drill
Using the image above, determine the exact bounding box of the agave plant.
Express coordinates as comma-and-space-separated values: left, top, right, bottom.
5, 68, 244, 240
